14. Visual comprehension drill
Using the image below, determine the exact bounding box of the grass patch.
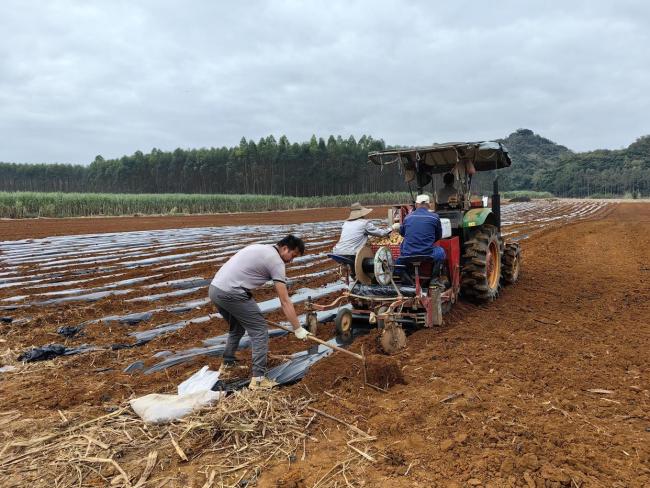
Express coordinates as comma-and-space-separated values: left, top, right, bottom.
501, 190, 554, 200
0, 191, 413, 218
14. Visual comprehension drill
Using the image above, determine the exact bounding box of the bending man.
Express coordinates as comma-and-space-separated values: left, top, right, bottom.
209, 235, 309, 390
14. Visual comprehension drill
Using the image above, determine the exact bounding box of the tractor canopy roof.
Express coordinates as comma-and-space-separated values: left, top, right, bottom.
368, 141, 512, 185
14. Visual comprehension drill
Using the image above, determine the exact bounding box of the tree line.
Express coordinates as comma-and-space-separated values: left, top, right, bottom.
0, 135, 403, 197
0, 130, 648, 197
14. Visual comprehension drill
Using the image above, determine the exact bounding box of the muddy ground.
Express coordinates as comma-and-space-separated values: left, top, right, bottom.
0, 201, 648, 486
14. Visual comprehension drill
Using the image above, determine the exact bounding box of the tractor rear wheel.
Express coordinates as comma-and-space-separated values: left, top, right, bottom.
502, 242, 521, 284
461, 224, 502, 301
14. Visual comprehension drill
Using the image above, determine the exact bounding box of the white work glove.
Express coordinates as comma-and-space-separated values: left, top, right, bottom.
391, 223, 401, 231
294, 326, 310, 340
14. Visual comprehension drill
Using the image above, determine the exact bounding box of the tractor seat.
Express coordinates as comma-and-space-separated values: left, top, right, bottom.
396, 255, 436, 286
351, 283, 417, 298
327, 254, 355, 267
398, 255, 435, 265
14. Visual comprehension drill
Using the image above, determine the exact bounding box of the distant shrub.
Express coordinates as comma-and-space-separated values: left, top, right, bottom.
502, 191, 553, 200
587, 193, 618, 199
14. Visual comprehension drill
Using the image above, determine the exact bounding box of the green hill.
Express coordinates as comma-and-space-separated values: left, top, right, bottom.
497, 129, 573, 190
496, 129, 648, 197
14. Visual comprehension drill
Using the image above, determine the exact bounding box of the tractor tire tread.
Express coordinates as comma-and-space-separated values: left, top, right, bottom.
502, 242, 522, 285
460, 224, 502, 302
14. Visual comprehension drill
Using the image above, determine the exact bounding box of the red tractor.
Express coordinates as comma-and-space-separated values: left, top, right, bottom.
305, 141, 521, 353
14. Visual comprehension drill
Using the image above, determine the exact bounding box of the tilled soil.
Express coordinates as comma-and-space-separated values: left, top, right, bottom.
270, 202, 650, 487
0, 206, 389, 240
0, 201, 648, 486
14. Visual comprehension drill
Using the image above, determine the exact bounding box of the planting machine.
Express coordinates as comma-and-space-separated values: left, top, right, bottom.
304, 141, 522, 354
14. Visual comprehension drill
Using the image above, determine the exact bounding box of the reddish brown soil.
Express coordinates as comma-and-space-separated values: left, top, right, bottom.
364, 354, 406, 389
1, 202, 648, 486
0, 206, 391, 240
266, 202, 650, 486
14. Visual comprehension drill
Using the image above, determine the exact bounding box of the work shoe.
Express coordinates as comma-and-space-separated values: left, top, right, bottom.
430, 276, 449, 289
218, 361, 248, 379
248, 376, 278, 390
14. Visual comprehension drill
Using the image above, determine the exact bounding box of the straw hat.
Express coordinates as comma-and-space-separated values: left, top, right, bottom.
347, 202, 373, 221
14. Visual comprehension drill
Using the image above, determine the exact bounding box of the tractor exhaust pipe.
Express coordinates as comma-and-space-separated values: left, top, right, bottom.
492, 176, 501, 231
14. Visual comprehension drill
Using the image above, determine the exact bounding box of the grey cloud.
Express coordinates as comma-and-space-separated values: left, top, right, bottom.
1, 0, 649, 164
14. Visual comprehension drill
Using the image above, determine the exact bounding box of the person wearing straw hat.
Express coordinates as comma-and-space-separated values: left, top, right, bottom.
332, 202, 392, 258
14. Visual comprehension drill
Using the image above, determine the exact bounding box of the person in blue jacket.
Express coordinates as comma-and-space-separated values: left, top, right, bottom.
393, 194, 446, 281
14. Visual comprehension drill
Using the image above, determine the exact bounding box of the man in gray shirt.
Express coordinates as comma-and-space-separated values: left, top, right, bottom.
332, 202, 392, 256
209, 234, 308, 390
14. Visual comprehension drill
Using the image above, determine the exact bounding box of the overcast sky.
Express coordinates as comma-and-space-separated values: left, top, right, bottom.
1, 0, 649, 164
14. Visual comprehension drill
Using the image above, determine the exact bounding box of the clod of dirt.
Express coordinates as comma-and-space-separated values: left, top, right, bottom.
518, 452, 539, 470
440, 439, 454, 451
275, 470, 306, 488
365, 355, 405, 389
500, 457, 515, 474
384, 449, 406, 466
540, 463, 571, 483
454, 432, 468, 444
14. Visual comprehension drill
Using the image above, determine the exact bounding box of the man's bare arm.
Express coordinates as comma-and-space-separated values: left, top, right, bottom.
274, 281, 301, 330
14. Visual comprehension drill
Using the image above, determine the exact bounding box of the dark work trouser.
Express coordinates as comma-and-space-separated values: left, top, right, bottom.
208, 285, 268, 377
396, 246, 447, 285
